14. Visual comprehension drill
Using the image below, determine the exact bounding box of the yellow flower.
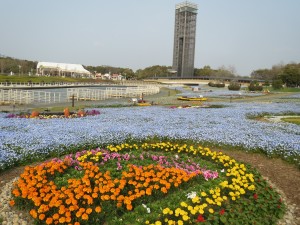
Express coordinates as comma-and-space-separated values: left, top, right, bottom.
209, 208, 214, 214
199, 209, 204, 214
190, 209, 197, 215
163, 208, 170, 215
182, 215, 189, 221
192, 196, 200, 203
155, 221, 162, 225
180, 202, 187, 207
248, 184, 255, 190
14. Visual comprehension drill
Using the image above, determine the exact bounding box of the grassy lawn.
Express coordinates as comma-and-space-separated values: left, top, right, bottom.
281, 117, 300, 125
266, 87, 300, 92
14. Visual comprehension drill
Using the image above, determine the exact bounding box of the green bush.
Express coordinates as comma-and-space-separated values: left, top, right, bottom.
228, 81, 241, 90
208, 81, 225, 88
272, 79, 283, 89
249, 81, 263, 91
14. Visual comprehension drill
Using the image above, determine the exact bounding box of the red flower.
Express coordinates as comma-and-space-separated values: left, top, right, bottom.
219, 209, 225, 215
197, 214, 206, 222
253, 193, 258, 200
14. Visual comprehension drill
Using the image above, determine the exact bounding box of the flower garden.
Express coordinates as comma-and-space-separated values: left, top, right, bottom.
9, 142, 285, 225
5, 109, 100, 119
1, 101, 299, 224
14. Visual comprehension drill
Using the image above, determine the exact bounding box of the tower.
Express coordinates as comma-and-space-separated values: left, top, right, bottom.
172, 1, 197, 78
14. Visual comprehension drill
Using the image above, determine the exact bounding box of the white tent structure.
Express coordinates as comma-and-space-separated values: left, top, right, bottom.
36, 62, 91, 78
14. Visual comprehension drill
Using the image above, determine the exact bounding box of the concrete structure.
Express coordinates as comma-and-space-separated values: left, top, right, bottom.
172, 1, 198, 78
37, 62, 91, 78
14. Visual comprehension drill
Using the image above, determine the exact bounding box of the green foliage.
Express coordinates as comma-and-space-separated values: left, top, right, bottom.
194, 65, 216, 77
281, 117, 300, 125
263, 80, 270, 86
228, 81, 241, 91
208, 81, 225, 88
280, 63, 300, 87
248, 80, 263, 91
0, 56, 37, 75
195, 65, 236, 78
135, 65, 171, 79
85, 66, 135, 79
251, 63, 300, 88
272, 79, 283, 90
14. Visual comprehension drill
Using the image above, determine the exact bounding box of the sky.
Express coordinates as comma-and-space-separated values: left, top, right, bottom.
0, 0, 300, 76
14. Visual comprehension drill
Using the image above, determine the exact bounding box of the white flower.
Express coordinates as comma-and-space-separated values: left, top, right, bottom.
142, 204, 151, 213
186, 191, 197, 199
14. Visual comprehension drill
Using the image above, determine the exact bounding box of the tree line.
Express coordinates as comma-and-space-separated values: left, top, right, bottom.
250, 63, 300, 87
0, 56, 299, 87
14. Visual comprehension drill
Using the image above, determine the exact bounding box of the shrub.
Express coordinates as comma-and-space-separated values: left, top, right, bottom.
249, 81, 263, 91
228, 81, 241, 90
208, 81, 225, 88
272, 79, 283, 89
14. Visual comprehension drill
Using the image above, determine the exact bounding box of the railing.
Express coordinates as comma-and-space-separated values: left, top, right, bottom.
0, 80, 160, 88
67, 86, 160, 101
0, 89, 61, 105
0, 85, 160, 105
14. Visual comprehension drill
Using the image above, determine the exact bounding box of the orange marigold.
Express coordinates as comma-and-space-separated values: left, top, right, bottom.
82, 213, 89, 220
45, 217, 53, 225
38, 213, 46, 220
9, 200, 15, 206
95, 206, 102, 213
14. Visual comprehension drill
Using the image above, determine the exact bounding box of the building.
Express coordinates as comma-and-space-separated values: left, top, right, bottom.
172, 1, 198, 78
36, 62, 91, 78
94, 72, 124, 80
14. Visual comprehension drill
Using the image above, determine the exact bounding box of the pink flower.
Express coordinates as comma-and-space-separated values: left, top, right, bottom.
117, 162, 122, 170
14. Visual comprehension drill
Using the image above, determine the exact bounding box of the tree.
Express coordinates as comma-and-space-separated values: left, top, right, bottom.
272, 79, 283, 89
135, 65, 170, 79
194, 65, 214, 77
280, 63, 300, 87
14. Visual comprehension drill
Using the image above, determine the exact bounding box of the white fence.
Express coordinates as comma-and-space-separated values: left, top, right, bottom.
0, 86, 160, 105
67, 86, 160, 101
0, 81, 159, 89
0, 89, 61, 105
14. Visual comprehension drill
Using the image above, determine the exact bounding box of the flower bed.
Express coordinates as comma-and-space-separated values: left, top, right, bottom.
5, 109, 100, 119
10, 142, 285, 224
